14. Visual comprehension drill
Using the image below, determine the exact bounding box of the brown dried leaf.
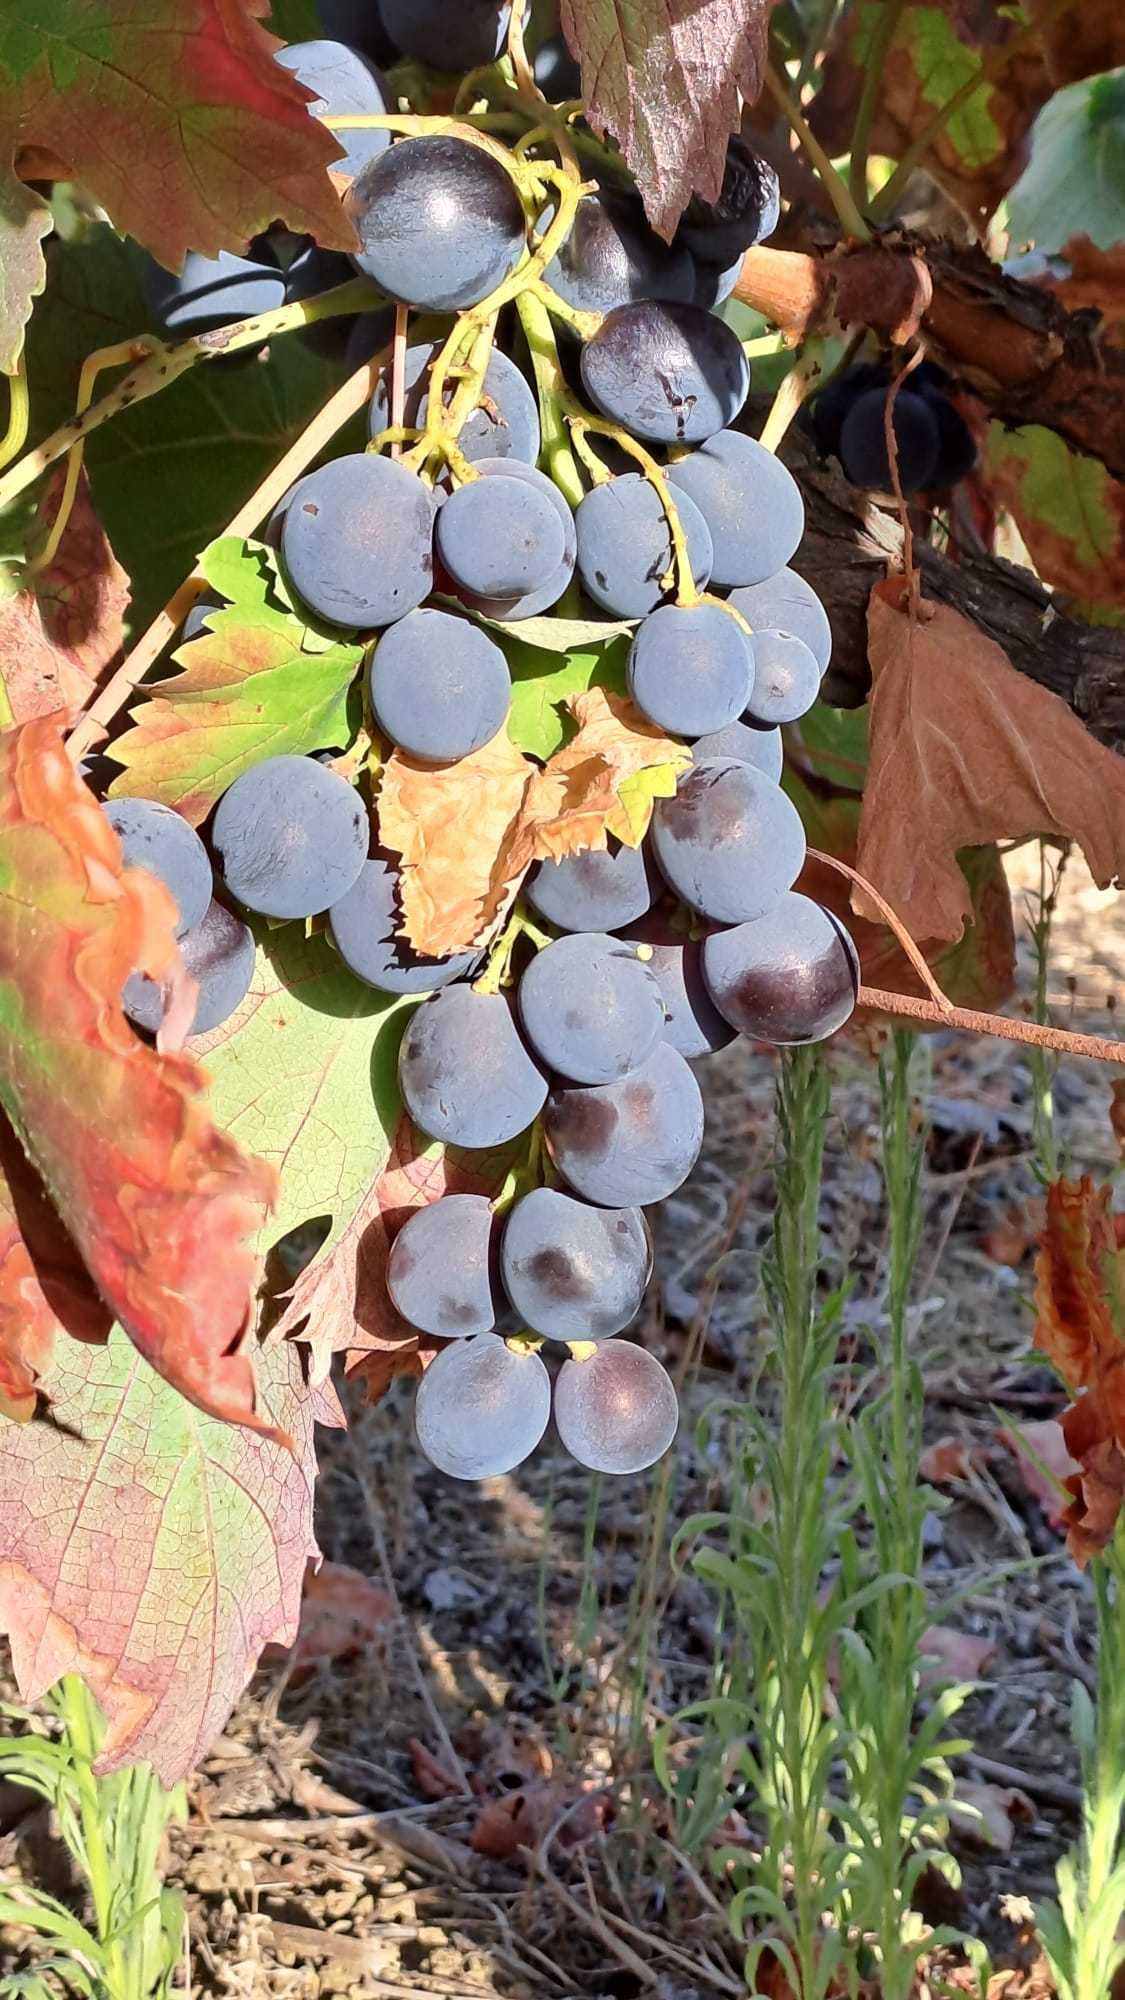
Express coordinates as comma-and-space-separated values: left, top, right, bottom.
1061, 1398, 1125, 1565
1028, 0, 1125, 87
470, 1780, 612, 1861
515, 686, 688, 868
1033, 1176, 1123, 1401
263, 1560, 395, 1677
949, 1781, 1035, 1854
919, 1436, 985, 1483
858, 588, 1125, 942
997, 1416, 1078, 1525
377, 732, 532, 960
0, 471, 129, 725
410, 1739, 464, 1802
918, 1624, 996, 1689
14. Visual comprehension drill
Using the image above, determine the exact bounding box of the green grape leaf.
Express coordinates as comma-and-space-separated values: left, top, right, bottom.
984, 422, 1125, 624
107, 538, 363, 822
25, 226, 361, 636
1008, 69, 1125, 255
506, 633, 629, 761
0, 1327, 339, 1782
558, 0, 774, 238
0, 0, 355, 372
479, 610, 634, 652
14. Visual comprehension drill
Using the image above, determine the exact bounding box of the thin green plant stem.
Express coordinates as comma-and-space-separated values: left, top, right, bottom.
795, 0, 839, 92
847, 0, 908, 206
763, 61, 870, 242
0, 353, 29, 473
58, 1676, 127, 2000
514, 289, 587, 508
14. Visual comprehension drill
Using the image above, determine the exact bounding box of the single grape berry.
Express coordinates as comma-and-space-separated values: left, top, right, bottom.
435, 474, 567, 601
742, 629, 821, 727
140, 244, 284, 339
315, 0, 401, 65
399, 987, 548, 1148
627, 602, 754, 737
367, 609, 511, 763
103, 798, 212, 938
281, 453, 433, 629
212, 756, 368, 919
623, 914, 735, 1060
727, 567, 832, 674
517, 932, 666, 1085
377, 0, 510, 71
532, 31, 581, 100
838, 387, 940, 494
345, 136, 526, 312
692, 719, 783, 783
805, 362, 889, 462
526, 841, 657, 935
544, 1042, 704, 1207
677, 137, 781, 265
387, 1195, 502, 1338
124, 899, 255, 1039
414, 1332, 550, 1481
328, 856, 478, 993
544, 191, 695, 316
666, 430, 805, 589
574, 474, 713, 619
273, 39, 390, 181
580, 301, 750, 445
501, 1188, 652, 1342
446, 458, 576, 619
650, 758, 806, 925
702, 893, 860, 1044
554, 1341, 679, 1474
368, 342, 540, 466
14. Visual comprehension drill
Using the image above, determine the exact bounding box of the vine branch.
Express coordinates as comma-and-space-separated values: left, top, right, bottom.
859, 985, 1125, 1068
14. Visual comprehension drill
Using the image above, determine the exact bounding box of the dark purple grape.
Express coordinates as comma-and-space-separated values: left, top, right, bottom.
727, 567, 831, 674
624, 913, 735, 1059
805, 362, 889, 462
328, 856, 478, 993
399, 987, 548, 1148
387, 1194, 502, 1337
838, 387, 940, 494
368, 608, 510, 762
627, 602, 753, 737
702, 892, 859, 1044
666, 430, 804, 588
281, 453, 433, 629
580, 301, 750, 445
414, 1332, 550, 1480
532, 32, 582, 100
692, 719, 783, 783
447, 457, 575, 619
377, 0, 510, 71
742, 629, 821, 727
368, 341, 540, 465
436, 474, 566, 600
315, 0, 401, 65
650, 758, 805, 925
124, 899, 255, 1038
345, 136, 526, 311
544, 1042, 704, 1207
274, 39, 390, 181
544, 191, 695, 316
140, 244, 284, 338
554, 1341, 679, 1473
501, 1188, 652, 1341
677, 138, 780, 264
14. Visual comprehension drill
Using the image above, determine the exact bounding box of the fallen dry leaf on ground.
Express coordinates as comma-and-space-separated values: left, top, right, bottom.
949, 1781, 1035, 1854
0, 471, 129, 726
263, 1561, 395, 1676
1033, 1177, 1125, 1561
920, 1436, 986, 1483
998, 1417, 1078, 1526
470, 1780, 612, 1861
919, 1625, 996, 1689
857, 587, 1125, 942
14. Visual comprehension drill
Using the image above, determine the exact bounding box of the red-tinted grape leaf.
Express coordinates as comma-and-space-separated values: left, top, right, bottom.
984, 421, 1125, 623
0, 1112, 109, 1422
108, 539, 363, 823
0, 1328, 340, 1780
274, 1115, 519, 1388
0, 717, 280, 1433
785, 702, 1015, 1012
0, 0, 356, 370
0, 170, 50, 371
857, 586, 1125, 942
559, 0, 775, 239
0, 468, 130, 726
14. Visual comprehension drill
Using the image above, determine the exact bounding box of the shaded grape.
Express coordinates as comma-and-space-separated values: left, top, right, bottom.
580, 301, 750, 445
368, 341, 540, 465
328, 856, 477, 993
281, 452, 433, 629
742, 628, 821, 726
554, 1341, 679, 1473
650, 758, 805, 924
838, 387, 939, 494
692, 718, 783, 783
517, 932, 665, 1085
532, 31, 581, 100
543, 1042, 704, 1206
666, 430, 804, 588
805, 362, 889, 462
368, 608, 510, 762
501, 1188, 652, 1341
140, 244, 284, 338
387, 1194, 501, 1337
574, 474, 713, 619
627, 602, 753, 737
212, 755, 368, 919
677, 137, 780, 264
345, 137, 526, 311
315, 0, 401, 65
377, 0, 510, 71
180, 595, 223, 644
691, 253, 743, 309
927, 395, 978, 487
701, 892, 860, 1044
414, 1331, 550, 1480
103, 798, 212, 937
123, 899, 255, 1038
525, 841, 657, 934
399, 986, 548, 1148
623, 912, 735, 1059
544, 191, 694, 316
727, 567, 831, 674
274, 39, 390, 181
435, 474, 566, 600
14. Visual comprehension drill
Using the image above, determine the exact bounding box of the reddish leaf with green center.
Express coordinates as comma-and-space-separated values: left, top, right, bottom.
0, 468, 130, 726
0, 0, 358, 370
0, 1112, 109, 1422
559, 0, 775, 239
0, 1330, 340, 1779
0, 717, 278, 1434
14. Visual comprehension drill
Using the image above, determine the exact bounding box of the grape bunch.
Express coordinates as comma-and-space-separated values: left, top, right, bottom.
105, 0, 862, 1483
806, 359, 978, 496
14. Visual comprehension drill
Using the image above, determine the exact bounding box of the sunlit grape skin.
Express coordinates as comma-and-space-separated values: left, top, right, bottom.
543, 1042, 704, 1207
414, 1333, 551, 1480
500, 1189, 652, 1341
387, 1195, 501, 1338
701, 892, 860, 1045
650, 759, 806, 926
517, 932, 666, 1086
553, 1342, 679, 1474
399, 987, 548, 1149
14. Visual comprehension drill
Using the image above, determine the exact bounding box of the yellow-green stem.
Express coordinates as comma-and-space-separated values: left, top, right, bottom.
847, 0, 908, 207
764, 62, 871, 242
0, 355, 29, 473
